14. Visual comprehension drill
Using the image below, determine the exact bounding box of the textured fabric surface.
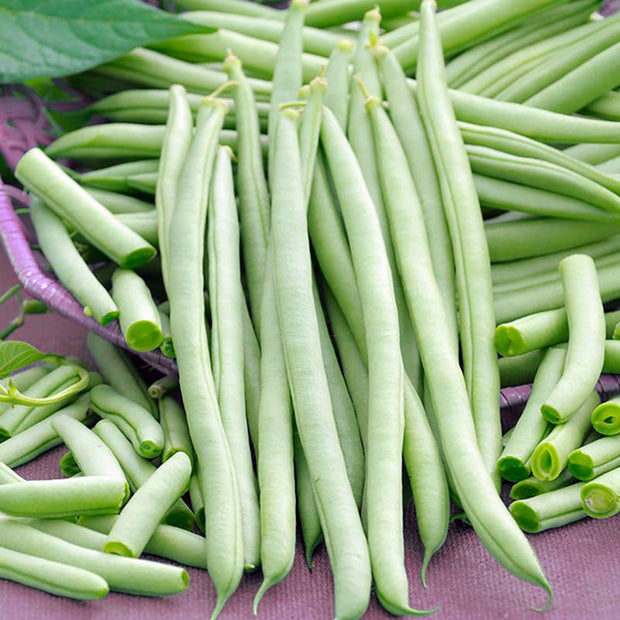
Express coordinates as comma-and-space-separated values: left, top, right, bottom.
1, 246, 619, 619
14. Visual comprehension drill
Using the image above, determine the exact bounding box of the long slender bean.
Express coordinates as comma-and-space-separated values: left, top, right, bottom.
93, 419, 195, 530
86, 333, 157, 417
324, 40, 353, 130
585, 90, 620, 122
415, 1, 551, 601
541, 255, 605, 424
167, 96, 243, 619
208, 146, 260, 571
240, 299, 260, 454
278, 109, 371, 619
0, 519, 189, 596
159, 396, 194, 464
498, 349, 546, 388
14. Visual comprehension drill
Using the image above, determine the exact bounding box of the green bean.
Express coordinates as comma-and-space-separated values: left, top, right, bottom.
182, 10, 353, 57
510, 482, 587, 533
103, 452, 191, 558
0, 395, 90, 468
95, 48, 272, 98
93, 419, 195, 530
417, 1, 501, 485
467, 145, 620, 214
563, 143, 620, 165
301, 0, 412, 28
498, 346, 565, 483
167, 96, 243, 619
510, 468, 575, 500
416, 1, 551, 601
0, 365, 88, 439
111, 268, 163, 352
540, 255, 605, 424
148, 375, 178, 400
59, 451, 81, 477
176, 0, 277, 19
585, 90, 620, 122
77, 515, 207, 568
498, 350, 546, 388
366, 90, 452, 585
0, 463, 23, 485
51, 414, 129, 500
394, 0, 568, 71
90, 385, 164, 459
474, 174, 620, 223
499, 15, 620, 104
492, 237, 620, 288
113, 212, 158, 248
188, 471, 205, 533
597, 155, 620, 174
239, 299, 260, 454
460, 17, 604, 97
159, 396, 193, 465
568, 434, 620, 481
0, 544, 109, 600
208, 146, 260, 571
86, 333, 157, 417
253, 253, 296, 609
155, 85, 192, 293
224, 56, 269, 326
526, 43, 620, 114
532, 389, 600, 481
153, 31, 324, 84
276, 109, 371, 619
460, 122, 620, 195
444, 1, 598, 88
0, 519, 189, 596
79, 159, 159, 192
486, 217, 620, 263
124, 172, 158, 194
580, 467, 620, 519
378, 45, 457, 343
268, 0, 307, 176
324, 40, 353, 130
407, 78, 620, 143
156, 307, 174, 358
0, 476, 126, 519
590, 397, 620, 436
16, 149, 156, 269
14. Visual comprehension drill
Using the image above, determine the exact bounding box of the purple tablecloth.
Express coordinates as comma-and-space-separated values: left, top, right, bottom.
0, 247, 618, 620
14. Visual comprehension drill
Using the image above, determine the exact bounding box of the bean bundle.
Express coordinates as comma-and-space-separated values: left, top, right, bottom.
5, 0, 620, 617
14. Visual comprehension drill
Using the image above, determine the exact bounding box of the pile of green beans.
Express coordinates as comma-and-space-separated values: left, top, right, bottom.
9, 0, 620, 616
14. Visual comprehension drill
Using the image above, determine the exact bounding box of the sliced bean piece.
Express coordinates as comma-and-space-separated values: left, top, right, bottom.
510, 468, 575, 500
83, 188, 154, 214
568, 435, 620, 481
590, 397, 620, 436
580, 467, 620, 519
159, 396, 193, 465
498, 350, 546, 388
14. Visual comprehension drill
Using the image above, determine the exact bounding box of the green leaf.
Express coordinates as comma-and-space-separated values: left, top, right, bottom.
0, 341, 48, 378
0, 0, 214, 83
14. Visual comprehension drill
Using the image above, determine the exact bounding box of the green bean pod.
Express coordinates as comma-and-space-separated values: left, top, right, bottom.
568, 434, 620, 481
86, 333, 157, 417
51, 415, 129, 501
415, 1, 551, 602
240, 299, 260, 454
541, 255, 605, 424
590, 397, 620, 436
188, 471, 205, 533
277, 109, 371, 620
93, 419, 195, 530
510, 482, 587, 533
510, 468, 575, 500
585, 90, 620, 122
16, 149, 156, 269
159, 396, 194, 464
79, 159, 159, 191
103, 452, 192, 558
167, 97, 243, 619
148, 375, 178, 400
83, 188, 154, 214
0, 476, 126, 518
0, 519, 189, 596
111, 268, 164, 353
224, 55, 270, 326
580, 467, 620, 519
29, 197, 119, 325
324, 40, 353, 130
532, 391, 600, 481
208, 146, 260, 571
76, 515, 207, 569
90, 385, 164, 459
0, 544, 109, 600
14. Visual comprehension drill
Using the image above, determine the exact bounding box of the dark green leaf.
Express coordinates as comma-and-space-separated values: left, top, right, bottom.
0, 341, 47, 378
0, 0, 214, 83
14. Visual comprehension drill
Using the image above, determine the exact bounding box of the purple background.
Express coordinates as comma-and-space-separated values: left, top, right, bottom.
1, 247, 619, 619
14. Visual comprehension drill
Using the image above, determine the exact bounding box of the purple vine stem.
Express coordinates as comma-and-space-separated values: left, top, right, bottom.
0, 176, 177, 377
